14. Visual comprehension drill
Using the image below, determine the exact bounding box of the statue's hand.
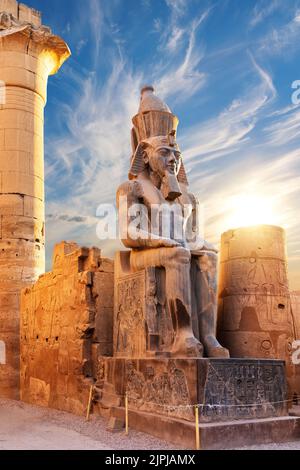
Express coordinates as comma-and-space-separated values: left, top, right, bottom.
187, 236, 218, 253
150, 237, 181, 248
202, 240, 218, 253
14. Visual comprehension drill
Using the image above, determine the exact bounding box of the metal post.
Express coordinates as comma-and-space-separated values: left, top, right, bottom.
86, 385, 93, 421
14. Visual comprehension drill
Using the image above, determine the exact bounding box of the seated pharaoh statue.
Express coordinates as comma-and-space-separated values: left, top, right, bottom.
116, 86, 229, 359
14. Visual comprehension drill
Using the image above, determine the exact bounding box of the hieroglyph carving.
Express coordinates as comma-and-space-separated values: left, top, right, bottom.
126, 361, 193, 421
116, 273, 146, 356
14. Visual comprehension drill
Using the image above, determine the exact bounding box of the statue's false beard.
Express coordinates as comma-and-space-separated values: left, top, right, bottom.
150, 170, 182, 201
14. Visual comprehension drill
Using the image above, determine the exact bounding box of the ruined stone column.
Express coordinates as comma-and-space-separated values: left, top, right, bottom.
218, 225, 298, 394
0, 0, 70, 398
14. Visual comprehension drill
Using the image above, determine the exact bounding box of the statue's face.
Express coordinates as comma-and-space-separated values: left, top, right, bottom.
145, 145, 182, 178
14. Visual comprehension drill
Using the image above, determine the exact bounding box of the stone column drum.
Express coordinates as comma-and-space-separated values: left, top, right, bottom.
218, 225, 297, 394
0, 0, 70, 398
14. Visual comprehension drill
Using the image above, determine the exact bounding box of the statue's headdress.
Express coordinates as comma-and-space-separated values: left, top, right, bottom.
129, 86, 188, 185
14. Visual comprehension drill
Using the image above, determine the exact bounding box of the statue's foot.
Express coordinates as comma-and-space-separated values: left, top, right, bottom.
185, 336, 204, 357
203, 335, 230, 358
172, 333, 204, 358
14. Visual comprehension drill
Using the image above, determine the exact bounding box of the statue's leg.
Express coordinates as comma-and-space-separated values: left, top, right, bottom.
193, 251, 229, 358
131, 247, 203, 357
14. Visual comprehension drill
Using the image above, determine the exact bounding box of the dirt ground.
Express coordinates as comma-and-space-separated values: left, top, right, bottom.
0, 399, 179, 450
0, 399, 299, 450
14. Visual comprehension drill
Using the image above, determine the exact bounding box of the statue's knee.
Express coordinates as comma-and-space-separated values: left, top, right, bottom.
165, 247, 191, 265
197, 252, 217, 272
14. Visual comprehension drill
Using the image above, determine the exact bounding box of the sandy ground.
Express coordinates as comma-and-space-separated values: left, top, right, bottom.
0, 399, 178, 450
0, 399, 299, 450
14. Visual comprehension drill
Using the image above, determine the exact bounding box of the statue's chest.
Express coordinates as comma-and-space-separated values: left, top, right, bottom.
139, 182, 192, 231
141, 183, 184, 210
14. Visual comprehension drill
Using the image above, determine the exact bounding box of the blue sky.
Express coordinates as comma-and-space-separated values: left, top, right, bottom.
26, 0, 300, 288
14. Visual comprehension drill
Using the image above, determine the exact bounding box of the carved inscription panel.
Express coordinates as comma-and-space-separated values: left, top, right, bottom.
202, 359, 287, 422
115, 272, 146, 357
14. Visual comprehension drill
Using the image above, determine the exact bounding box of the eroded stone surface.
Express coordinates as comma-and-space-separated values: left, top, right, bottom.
98, 357, 288, 423
20, 242, 114, 415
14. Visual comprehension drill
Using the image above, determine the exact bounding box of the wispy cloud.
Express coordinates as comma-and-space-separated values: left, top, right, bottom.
165, 0, 187, 17
263, 108, 300, 145
250, 0, 282, 28
180, 54, 276, 167
165, 26, 185, 52
249, 53, 277, 99
258, 8, 300, 56
155, 11, 210, 101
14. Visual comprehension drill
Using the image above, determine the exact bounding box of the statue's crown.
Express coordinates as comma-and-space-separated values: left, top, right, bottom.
131, 86, 179, 152
129, 86, 188, 185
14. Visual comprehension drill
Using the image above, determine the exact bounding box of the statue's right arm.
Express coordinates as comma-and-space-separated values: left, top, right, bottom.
117, 181, 179, 249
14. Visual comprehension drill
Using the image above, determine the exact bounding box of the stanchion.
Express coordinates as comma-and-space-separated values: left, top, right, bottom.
195, 405, 200, 450
86, 385, 94, 421
125, 392, 129, 435
125, 392, 128, 436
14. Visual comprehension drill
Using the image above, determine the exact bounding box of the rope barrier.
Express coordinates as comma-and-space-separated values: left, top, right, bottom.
97, 367, 295, 451
99, 389, 292, 410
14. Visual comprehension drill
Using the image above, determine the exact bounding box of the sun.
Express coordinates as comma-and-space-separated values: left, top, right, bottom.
224, 193, 278, 230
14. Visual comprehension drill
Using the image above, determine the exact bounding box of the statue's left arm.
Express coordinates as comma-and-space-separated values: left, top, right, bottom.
184, 192, 218, 254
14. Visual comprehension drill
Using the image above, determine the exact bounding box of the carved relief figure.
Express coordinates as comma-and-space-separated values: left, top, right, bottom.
116, 276, 146, 355
117, 86, 229, 358
126, 361, 193, 421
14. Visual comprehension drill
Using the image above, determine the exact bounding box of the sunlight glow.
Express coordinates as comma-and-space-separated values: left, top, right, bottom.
224, 193, 279, 230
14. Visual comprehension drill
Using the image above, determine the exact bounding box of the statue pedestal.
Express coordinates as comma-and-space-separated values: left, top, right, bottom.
111, 405, 300, 449
96, 357, 300, 448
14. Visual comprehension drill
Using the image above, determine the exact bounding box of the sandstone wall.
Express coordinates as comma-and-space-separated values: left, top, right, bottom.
20, 242, 114, 415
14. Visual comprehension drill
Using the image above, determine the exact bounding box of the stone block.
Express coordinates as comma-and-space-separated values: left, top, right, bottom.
23, 196, 44, 220
0, 193, 24, 215
2, 171, 44, 199
99, 258, 114, 273
106, 416, 125, 433
1, 215, 44, 242
29, 377, 50, 407
0, 0, 18, 17
102, 358, 288, 423
94, 306, 113, 350
4, 87, 44, 118
0, 51, 39, 74
4, 128, 43, 153
0, 149, 30, 173
18, 3, 42, 28
93, 272, 114, 308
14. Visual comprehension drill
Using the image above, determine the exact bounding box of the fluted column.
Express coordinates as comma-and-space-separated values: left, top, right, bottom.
218, 225, 298, 395
0, 0, 70, 398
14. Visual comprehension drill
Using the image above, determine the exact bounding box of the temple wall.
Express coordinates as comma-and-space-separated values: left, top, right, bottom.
20, 242, 114, 415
